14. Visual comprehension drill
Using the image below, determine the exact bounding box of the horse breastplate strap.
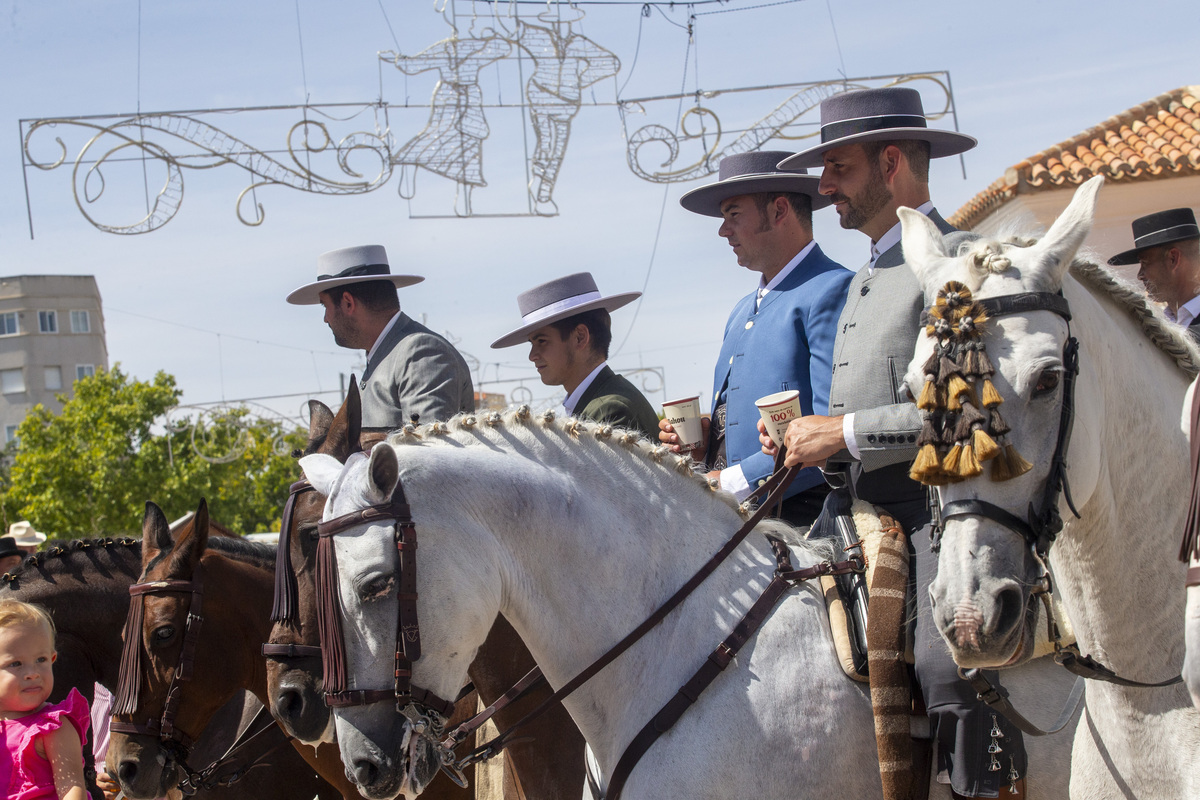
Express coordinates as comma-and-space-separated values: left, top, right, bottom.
315, 479, 456, 719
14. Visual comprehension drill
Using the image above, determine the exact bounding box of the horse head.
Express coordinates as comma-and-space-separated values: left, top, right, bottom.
265, 384, 362, 744
109, 500, 212, 799
900, 175, 1104, 669
301, 441, 494, 800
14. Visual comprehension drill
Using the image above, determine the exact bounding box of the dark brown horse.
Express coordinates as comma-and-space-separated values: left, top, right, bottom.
0, 537, 328, 800
265, 385, 585, 798
105, 504, 358, 800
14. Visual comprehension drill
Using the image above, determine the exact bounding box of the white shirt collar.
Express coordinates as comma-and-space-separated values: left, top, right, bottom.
366, 310, 403, 364
1172, 294, 1200, 329
757, 240, 817, 309
869, 201, 934, 271
563, 361, 608, 415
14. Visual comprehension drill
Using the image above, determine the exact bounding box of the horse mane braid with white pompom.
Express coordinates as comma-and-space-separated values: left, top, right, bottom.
910, 280, 1033, 485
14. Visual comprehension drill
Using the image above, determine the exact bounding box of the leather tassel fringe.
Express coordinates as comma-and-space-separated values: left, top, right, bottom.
316, 534, 349, 696
113, 597, 144, 716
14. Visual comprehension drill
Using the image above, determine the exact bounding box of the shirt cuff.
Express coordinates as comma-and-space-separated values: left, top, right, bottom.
842, 413, 860, 459
719, 464, 753, 501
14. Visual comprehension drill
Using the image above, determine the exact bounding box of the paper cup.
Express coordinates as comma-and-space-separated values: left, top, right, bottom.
756, 390, 802, 447
662, 396, 704, 451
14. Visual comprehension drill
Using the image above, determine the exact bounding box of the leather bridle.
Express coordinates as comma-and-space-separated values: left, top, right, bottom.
261, 478, 323, 663
314, 468, 456, 726
111, 565, 207, 768
928, 291, 1080, 560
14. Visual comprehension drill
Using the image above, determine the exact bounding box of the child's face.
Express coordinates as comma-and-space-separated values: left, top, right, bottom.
0, 621, 56, 716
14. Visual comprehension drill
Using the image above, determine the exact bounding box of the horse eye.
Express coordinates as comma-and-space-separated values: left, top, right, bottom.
359, 575, 395, 603
298, 523, 319, 541
1033, 370, 1060, 397
153, 626, 176, 643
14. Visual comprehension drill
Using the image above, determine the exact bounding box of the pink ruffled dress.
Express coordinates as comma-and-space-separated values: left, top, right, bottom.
1, 688, 90, 800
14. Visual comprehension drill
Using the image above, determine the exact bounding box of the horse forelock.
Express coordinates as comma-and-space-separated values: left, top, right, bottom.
381, 407, 744, 514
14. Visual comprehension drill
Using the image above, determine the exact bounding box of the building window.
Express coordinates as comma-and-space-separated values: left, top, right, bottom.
4, 425, 18, 445
38, 311, 57, 333
70, 310, 90, 333
0, 313, 17, 337
1, 368, 25, 394
76, 364, 95, 381
44, 366, 62, 391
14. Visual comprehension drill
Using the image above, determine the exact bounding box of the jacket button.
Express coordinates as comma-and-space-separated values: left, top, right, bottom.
729, 356, 734, 365
867, 435, 876, 443
744, 321, 754, 329
907, 434, 916, 443
758, 479, 766, 487
887, 435, 896, 443
860, 285, 870, 296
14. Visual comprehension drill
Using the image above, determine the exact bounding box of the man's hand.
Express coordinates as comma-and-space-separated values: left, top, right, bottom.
658, 416, 710, 461
758, 414, 846, 469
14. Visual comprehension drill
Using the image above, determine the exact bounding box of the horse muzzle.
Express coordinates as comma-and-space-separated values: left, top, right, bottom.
930, 573, 1038, 669
269, 666, 331, 743
107, 734, 180, 800
337, 714, 440, 800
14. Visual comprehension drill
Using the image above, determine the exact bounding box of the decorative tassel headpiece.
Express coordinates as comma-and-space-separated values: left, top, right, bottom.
910, 281, 1032, 485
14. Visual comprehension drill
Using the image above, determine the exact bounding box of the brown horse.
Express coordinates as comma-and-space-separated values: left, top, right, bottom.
265, 385, 585, 798
106, 502, 359, 800
0, 537, 329, 800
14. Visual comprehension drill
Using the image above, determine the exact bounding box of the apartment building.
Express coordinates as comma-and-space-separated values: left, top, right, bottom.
0, 275, 109, 443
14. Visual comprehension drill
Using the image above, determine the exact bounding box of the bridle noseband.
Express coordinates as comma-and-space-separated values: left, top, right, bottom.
314, 467, 456, 728
929, 291, 1081, 559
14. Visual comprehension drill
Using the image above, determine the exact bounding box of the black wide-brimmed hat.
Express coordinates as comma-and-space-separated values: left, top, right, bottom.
1108, 208, 1200, 265
778, 87, 977, 170
0, 537, 21, 559
491, 272, 640, 348
286, 244, 424, 305
679, 151, 830, 217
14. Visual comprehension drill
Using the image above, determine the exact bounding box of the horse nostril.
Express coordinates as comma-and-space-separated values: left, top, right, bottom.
994, 585, 1025, 638
117, 760, 138, 784
278, 688, 303, 716
353, 758, 380, 787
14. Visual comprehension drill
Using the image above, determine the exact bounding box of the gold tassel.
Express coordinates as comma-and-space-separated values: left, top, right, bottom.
981, 378, 1004, 408
973, 428, 1001, 461
918, 379, 938, 410
958, 443, 982, 477
941, 443, 963, 474
990, 450, 1012, 481
946, 374, 970, 400
1002, 444, 1033, 479
910, 444, 943, 480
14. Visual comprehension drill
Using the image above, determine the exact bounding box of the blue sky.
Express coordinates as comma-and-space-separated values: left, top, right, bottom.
0, 0, 1191, 425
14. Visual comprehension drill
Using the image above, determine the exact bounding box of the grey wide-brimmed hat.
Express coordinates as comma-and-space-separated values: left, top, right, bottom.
491, 272, 640, 349
1108, 208, 1200, 265
778, 87, 977, 170
286, 244, 424, 305
6, 521, 45, 547
679, 151, 830, 217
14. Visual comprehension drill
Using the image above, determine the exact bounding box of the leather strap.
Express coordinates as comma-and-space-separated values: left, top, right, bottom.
1187, 566, 1200, 587
959, 668, 1084, 737
261, 643, 323, 659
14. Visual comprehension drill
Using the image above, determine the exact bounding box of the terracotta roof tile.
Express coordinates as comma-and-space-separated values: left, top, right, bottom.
950, 85, 1200, 230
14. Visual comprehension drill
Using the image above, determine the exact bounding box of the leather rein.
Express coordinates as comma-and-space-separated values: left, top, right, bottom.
924, 290, 1182, 735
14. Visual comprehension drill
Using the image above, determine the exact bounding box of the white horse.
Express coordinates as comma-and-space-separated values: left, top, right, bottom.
899, 175, 1200, 798
301, 413, 1076, 800
1181, 377, 1200, 709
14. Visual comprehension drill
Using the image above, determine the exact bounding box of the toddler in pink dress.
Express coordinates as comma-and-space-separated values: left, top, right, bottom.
0, 599, 89, 800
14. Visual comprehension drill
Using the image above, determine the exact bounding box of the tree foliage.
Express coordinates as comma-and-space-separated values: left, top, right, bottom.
0, 366, 306, 537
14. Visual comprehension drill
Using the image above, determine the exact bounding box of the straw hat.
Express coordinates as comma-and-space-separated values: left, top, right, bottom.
286, 245, 424, 305
6, 521, 45, 547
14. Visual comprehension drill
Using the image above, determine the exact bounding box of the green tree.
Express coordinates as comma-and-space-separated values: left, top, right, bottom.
1, 366, 306, 537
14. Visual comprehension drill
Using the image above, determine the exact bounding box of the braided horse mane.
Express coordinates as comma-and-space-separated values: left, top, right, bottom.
383, 405, 750, 516
956, 233, 1200, 377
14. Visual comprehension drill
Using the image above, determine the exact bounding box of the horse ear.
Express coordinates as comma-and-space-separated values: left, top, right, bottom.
368, 444, 400, 501
307, 401, 335, 447
321, 379, 362, 461
142, 502, 172, 560
299, 453, 346, 497
1028, 175, 1103, 289
168, 498, 209, 575
899, 206, 953, 292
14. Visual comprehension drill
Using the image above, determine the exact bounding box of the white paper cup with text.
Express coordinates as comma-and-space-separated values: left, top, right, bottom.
756, 390, 802, 447
662, 396, 704, 451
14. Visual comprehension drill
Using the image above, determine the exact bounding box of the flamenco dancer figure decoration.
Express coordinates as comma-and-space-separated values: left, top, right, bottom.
19, 1, 958, 234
